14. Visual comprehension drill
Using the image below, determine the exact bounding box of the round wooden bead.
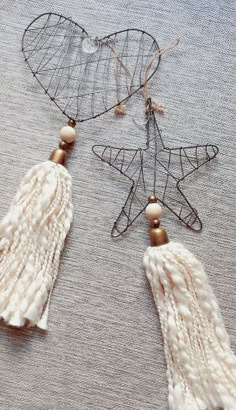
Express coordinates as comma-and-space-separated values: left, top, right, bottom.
114, 104, 126, 115
60, 126, 76, 143
145, 202, 162, 220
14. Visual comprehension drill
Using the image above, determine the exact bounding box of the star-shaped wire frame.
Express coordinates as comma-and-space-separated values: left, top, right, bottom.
92, 100, 219, 237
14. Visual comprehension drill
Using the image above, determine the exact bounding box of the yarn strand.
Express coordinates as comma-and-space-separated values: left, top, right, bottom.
144, 242, 236, 410
0, 160, 73, 329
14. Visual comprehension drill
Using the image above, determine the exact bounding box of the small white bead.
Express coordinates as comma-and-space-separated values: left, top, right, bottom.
145, 202, 162, 220
60, 126, 76, 143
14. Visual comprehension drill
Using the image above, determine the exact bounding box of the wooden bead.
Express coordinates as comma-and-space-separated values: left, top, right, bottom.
145, 202, 162, 220
60, 126, 76, 144
114, 104, 126, 116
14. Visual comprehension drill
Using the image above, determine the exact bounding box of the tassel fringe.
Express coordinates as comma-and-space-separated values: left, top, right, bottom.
0, 160, 73, 329
144, 242, 236, 410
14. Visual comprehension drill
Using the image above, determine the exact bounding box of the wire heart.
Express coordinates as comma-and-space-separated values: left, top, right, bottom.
22, 12, 160, 122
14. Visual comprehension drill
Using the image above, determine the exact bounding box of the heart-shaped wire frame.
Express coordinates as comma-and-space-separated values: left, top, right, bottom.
22, 12, 160, 122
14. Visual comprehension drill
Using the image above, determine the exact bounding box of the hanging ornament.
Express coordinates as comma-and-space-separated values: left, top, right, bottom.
93, 92, 236, 407
0, 13, 162, 329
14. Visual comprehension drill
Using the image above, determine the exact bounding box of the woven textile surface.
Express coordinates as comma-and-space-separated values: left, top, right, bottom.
0, 0, 235, 409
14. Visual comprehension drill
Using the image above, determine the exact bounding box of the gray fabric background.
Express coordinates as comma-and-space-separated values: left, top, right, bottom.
0, 1, 235, 409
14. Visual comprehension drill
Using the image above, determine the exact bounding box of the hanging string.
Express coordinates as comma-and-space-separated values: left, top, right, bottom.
142, 38, 180, 110
111, 38, 180, 119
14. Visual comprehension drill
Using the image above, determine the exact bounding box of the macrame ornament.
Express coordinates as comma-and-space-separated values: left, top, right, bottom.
1, 11, 235, 408
0, 123, 76, 329
143, 197, 236, 410
0, 12, 163, 330
93, 88, 236, 409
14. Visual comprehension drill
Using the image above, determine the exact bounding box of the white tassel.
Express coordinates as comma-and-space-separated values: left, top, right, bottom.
144, 242, 236, 410
0, 160, 73, 329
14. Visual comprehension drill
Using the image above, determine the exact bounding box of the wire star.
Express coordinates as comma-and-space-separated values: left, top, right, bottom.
92, 108, 219, 237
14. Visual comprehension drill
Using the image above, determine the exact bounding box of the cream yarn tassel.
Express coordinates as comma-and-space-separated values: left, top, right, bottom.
0, 160, 73, 329
144, 242, 236, 410
144, 196, 236, 409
